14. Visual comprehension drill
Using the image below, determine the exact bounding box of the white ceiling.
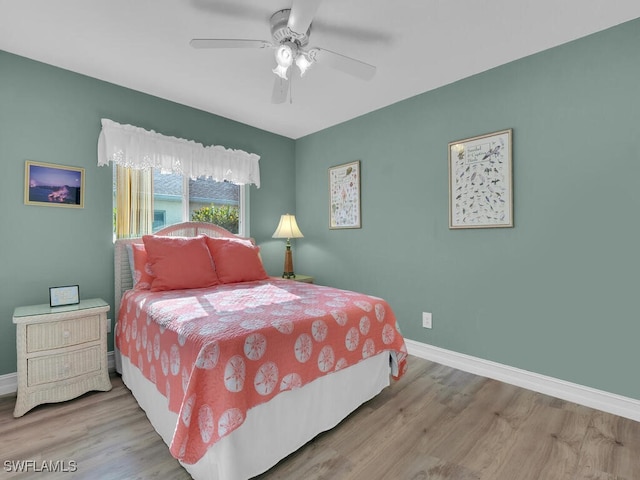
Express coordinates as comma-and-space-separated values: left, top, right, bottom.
2, 1, 639, 139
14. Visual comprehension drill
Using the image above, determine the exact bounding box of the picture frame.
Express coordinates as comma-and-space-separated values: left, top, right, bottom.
329, 160, 361, 229
448, 129, 513, 229
25, 160, 85, 208
49, 285, 80, 307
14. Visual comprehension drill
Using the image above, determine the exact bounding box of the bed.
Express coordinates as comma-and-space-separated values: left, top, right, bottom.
114, 222, 407, 480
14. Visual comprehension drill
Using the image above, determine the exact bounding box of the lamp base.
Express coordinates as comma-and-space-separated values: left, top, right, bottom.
282, 244, 295, 279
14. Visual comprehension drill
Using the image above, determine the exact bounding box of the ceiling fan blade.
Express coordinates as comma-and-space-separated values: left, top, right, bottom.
313, 48, 376, 81
190, 39, 271, 49
288, 0, 323, 35
272, 76, 289, 104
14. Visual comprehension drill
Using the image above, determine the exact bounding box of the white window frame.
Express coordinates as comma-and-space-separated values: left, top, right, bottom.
179, 176, 248, 237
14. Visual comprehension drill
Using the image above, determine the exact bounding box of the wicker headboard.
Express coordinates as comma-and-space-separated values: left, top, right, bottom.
114, 222, 252, 322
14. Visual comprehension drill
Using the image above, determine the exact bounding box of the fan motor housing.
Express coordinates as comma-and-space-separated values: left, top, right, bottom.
270, 9, 310, 47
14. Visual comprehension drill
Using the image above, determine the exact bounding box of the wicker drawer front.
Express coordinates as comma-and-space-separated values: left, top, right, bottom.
26, 315, 101, 353
27, 346, 102, 386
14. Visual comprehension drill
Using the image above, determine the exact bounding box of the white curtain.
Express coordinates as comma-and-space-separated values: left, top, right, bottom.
97, 118, 260, 187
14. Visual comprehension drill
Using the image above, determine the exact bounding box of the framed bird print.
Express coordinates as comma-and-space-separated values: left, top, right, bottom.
448, 129, 513, 229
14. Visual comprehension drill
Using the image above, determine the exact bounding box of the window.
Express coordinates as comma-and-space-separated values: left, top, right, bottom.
113, 166, 245, 239
101, 119, 259, 240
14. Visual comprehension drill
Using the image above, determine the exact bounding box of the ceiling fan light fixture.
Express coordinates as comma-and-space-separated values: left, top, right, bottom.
275, 43, 294, 67
272, 63, 290, 80
295, 53, 313, 76
273, 42, 297, 80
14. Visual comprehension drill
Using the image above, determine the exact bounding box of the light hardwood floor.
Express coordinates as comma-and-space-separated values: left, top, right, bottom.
1, 356, 638, 479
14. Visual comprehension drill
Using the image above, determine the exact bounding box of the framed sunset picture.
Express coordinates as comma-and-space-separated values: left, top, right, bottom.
25, 161, 85, 208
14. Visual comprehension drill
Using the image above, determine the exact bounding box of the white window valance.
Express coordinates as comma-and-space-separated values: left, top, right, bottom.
97, 118, 260, 187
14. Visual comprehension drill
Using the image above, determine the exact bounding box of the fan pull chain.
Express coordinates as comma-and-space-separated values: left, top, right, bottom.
289, 74, 293, 104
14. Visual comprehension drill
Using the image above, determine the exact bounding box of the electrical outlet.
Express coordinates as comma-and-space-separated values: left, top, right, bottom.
107, 318, 112, 333
422, 312, 432, 329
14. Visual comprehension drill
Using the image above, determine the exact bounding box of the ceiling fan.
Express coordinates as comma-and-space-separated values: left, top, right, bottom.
189, 0, 377, 104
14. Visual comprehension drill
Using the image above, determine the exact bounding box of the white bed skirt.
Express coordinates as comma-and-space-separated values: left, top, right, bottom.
120, 351, 391, 480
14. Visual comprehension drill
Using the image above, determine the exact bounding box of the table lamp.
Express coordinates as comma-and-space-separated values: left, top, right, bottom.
272, 214, 304, 278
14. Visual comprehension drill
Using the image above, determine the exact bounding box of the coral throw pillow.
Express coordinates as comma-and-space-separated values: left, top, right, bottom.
131, 243, 154, 290
142, 235, 219, 291
205, 237, 268, 284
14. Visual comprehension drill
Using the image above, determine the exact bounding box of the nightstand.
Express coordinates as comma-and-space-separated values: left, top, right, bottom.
289, 275, 314, 284
13, 298, 111, 417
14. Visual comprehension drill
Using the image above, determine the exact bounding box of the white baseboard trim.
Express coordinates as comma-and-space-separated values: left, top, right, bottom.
4, 346, 639, 422
0, 351, 117, 397
405, 339, 640, 423
0, 372, 17, 397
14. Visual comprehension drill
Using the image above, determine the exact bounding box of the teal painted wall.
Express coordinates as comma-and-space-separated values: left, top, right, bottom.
0, 51, 295, 375
295, 19, 640, 399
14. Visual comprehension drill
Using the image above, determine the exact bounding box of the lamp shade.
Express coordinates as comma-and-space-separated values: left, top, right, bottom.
272, 214, 304, 239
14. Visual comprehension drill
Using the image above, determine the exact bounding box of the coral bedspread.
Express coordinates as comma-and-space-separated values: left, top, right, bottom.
116, 278, 407, 464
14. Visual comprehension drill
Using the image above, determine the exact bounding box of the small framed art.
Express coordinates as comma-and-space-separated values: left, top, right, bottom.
25, 161, 85, 208
448, 129, 513, 229
329, 160, 361, 229
49, 285, 80, 307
